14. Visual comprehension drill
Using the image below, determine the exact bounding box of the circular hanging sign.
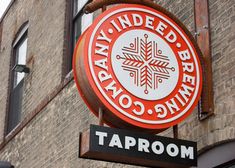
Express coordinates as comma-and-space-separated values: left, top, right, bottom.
73, 4, 202, 132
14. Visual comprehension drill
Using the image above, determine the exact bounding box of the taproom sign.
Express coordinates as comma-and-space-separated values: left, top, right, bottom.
80, 125, 197, 167
73, 4, 202, 132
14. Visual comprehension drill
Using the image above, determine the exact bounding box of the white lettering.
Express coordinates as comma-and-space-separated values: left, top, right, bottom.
105, 81, 123, 99
181, 146, 194, 159
165, 98, 180, 114
183, 73, 195, 85
95, 131, 107, 146
133, 101, 145, 116
145, 15, 154, 30
97, 30, 111, 43
132, 14, 143, 26
167, 143, 179, 157
98, 71, 112, 82
154, 104, 167, 118
178, 49, 191, 61
179, 84, 194, 102
94, 131, 195, 160
165, 30, 177, 43
95, 43, 109, 56
111, 20, 121, 32
155, 21, 167, 36
125, 136, 136, 150
109, 134, 123, 148
152, 141, 164, 155
119, 94, 132, 109
182, 62, 194, 73
175, 94, 186, 106
138, 138, 150, 153
118, 14, 132, 29
94, 58, 108, 70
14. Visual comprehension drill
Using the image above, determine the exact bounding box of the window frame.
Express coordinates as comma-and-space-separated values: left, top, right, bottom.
0, 22, 2, 49
12, 34, 28, 87
72, 5, 83, 51
198, 141, 235, 168
6, 22, 28, 134
63, 0, 92, 76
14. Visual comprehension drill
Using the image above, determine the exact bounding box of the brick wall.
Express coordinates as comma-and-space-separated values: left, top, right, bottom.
0, 0, 234, 167
21, 0, 66, 118
157, 0, 235, 150
0, 0, 66, 142
0, 80, 140, 168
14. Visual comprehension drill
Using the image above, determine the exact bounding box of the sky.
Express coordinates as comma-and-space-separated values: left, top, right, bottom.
0, 0, 11, 19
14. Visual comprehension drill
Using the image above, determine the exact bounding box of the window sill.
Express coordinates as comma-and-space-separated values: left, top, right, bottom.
64, 69, 74, 82
199, 112, 214, 121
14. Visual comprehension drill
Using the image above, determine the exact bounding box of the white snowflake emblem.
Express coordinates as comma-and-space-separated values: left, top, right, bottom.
116, 34, 175, 94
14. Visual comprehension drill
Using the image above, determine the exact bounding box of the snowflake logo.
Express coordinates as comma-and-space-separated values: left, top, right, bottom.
116, 34, 175, 94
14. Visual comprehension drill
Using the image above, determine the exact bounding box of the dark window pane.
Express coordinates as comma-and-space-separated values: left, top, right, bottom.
7, 79, 24, 133
7, 27, 27, 133
215, 160, 235, 168
69, 0, 93, 72
73, 13, 93, 48
14, 37, 27, 87
73, 14, 82, 48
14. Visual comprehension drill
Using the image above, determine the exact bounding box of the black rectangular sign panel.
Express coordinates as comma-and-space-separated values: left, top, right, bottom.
79, 125, 197, 168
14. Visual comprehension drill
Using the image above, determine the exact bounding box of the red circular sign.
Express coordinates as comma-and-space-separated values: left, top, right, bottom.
73, 4, 202, 132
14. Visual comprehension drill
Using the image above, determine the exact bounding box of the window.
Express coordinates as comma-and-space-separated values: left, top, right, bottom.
215, 160, 235, 168
68, 0, 93, 71
0, 23, 2, 49
7, 22, 28, 133
198, 141, 235, 168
